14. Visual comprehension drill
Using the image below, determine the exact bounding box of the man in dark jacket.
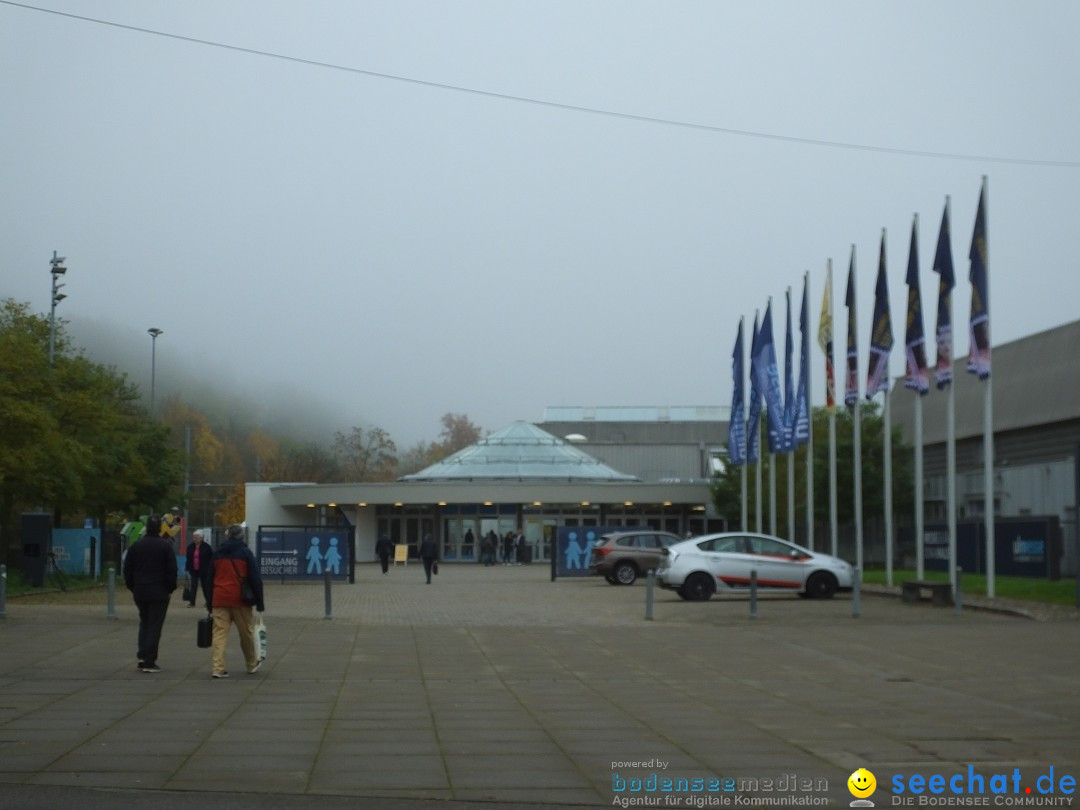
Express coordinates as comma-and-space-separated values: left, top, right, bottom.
375, 534, 393, 575
419, 533, 438, 584
208, 524, 265, 679
123, 514, 177, 673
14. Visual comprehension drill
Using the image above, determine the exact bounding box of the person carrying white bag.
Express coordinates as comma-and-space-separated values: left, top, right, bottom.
207, 524, 265, 679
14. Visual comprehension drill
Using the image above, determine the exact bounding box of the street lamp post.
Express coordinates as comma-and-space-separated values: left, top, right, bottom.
148, 328, 163, 415
48, 251, 67, 367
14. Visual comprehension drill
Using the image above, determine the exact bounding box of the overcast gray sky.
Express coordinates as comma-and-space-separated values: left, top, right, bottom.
3, 1, 1078, 447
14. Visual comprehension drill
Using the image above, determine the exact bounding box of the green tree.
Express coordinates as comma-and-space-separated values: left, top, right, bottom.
0, 298, 185, 563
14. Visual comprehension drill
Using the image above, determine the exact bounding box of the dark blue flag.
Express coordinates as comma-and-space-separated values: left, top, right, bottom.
904, 216, 929, 395
752, 302, 790, 454
932, 201, 955, 389
844, 252, 860, 408
792, 277, 811, 446
967, 182, 990, 379
866, 231, 894, 399
746, 314, 762, 464
728, 319, 747, 466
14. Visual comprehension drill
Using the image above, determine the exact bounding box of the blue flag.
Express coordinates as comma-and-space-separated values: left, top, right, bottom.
728, 319, 747, 466
866, 232, 894, 400
932, 201, 955, 389
746, 314, 762, 464
967, 182, 990, 379
792, 277, 811, 446
904, 216, 930, 395
783, 288, 796, 442
844, 252, 860, 408
752, 302, 790, 454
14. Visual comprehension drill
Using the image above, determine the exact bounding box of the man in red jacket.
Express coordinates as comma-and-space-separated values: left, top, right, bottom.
208, 524, 265, 679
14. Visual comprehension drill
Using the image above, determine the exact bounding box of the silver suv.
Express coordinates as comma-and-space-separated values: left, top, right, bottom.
588, 530, 683, 585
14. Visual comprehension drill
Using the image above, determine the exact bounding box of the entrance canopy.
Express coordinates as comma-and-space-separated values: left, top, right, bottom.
400, 421, 638, 483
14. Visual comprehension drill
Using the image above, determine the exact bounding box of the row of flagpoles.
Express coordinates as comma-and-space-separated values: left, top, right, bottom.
727, 176, 993, 595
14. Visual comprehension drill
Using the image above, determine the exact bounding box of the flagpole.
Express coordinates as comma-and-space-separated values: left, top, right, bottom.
755, 305, 762, 535
980, 175, 995, 598
827, 260, 839, 558
768, 299, 776, 536
741, 462, 748, 531
852, 245, 864, 579
769, 443, 777, 536
915, 388, 924, 579
913, 215, 925, 581
945, 196, 958, 596
805, 270, 815, 551
881, 228, 895, 588
787, 286, 795, 542
755, 433, 763, 533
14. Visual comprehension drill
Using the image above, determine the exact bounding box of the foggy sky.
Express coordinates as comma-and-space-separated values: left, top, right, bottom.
3, 1, 1078, 447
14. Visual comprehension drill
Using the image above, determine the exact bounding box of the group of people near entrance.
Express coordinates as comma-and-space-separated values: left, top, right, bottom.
478, 529, 528, 566
122, 518, 265, 678
372, 528, 533, 580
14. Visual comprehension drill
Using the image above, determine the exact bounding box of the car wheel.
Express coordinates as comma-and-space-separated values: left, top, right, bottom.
804, 572, 838, 599
680, 573, 713, 601
613, 561, 637, 585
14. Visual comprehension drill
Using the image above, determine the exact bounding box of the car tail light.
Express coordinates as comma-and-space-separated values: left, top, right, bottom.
595, 546, 614, 557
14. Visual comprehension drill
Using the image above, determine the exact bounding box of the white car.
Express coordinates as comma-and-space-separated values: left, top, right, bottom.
655, 532, 854, 601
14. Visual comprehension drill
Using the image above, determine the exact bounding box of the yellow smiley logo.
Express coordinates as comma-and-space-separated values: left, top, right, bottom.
848, 768, 877, 798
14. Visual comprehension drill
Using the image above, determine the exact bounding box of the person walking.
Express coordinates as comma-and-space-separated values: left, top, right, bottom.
122, 514, 177, 674
208, 524, 265, 679
185, 530, 213, 607
375, 534, 393, 575
419, 532, 438, 584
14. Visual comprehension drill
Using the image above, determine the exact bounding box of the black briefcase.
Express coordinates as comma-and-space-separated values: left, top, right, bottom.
197, 614, 213, 648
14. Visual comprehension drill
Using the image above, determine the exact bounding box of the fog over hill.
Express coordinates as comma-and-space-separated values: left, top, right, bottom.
68, 314, 376, 447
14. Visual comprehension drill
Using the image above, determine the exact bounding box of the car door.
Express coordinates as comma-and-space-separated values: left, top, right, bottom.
743, 536, 808, 591
698, 535, 756, 591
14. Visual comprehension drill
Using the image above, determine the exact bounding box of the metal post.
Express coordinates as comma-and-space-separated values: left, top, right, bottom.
749, 569, 758, 619
1075, 444, 1080, 609
954, 566, 963, 615
645, 570, 655, 621
0, 564, 7, 618
147, 328, 163, 416
106, 565, 117, 620
324, 570, 332, 620
852, 567, 861, 618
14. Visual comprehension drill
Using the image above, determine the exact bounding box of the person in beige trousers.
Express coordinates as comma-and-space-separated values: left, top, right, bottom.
208, 524, 265, 679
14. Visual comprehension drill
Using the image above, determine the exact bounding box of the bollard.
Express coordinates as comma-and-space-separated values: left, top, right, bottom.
852, 567, 861, 619
954, 566, 963, 615
0, 564, 7, 619
749, 569, 757, 619
106, 565, 117, 620
645, 569, 655, 621
324, 570, 332, 620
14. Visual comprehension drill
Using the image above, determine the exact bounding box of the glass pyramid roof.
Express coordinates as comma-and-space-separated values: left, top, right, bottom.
400, 421, 638, 482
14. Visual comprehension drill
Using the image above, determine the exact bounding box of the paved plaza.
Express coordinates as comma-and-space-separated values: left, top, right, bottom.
1, 563, 1079, 808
